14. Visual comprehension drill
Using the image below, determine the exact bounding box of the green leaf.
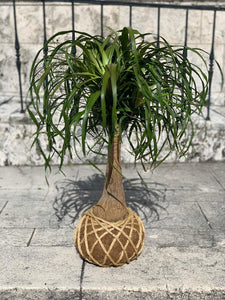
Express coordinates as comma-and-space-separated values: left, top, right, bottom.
101, 68, 110, 128
28, 27, 217, 174
81, 90, 101, 155
108, 63, 118, 130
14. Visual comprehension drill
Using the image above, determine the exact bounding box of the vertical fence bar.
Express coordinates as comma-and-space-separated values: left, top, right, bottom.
42, 0, 48, 92
157, 7, 160, 47
42, 0, 47, 56
181, 9, 189, 114
129, 5, 132, 27
71, 0, 76, 56
13, 0, 24, 113
183, 9, 189, 58
206, 10, 216, 121
101, 4, 103, 37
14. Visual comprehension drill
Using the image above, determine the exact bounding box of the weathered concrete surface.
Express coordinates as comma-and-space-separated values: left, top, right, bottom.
1, 1, 225, 101
0, 102, 225, 166
0, 162, 224, 299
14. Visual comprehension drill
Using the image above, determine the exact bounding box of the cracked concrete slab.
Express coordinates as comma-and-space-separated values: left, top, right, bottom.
0, 198, 57, 228
0, 162, 224, 299
0, 246, 82, 293
82, 244, 225, 299
0, 228, 34, 247
197, 199, 225, 230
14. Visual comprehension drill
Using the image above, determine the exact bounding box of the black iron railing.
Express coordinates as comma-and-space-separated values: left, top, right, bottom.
7, 0, 225, 118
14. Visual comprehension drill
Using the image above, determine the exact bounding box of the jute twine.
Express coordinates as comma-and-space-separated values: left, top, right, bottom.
74, 208, 145, 267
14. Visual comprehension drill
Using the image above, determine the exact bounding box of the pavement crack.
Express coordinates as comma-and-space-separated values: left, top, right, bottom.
196, 202, 213, 230
211, 172, 225, 191
0, 97, 13, 106
0, 201, 8, 215
27, 228, 36, 247
79, 259, 86, 300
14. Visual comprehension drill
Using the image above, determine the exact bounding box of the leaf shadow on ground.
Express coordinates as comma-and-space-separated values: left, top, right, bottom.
53, 173, 168, 229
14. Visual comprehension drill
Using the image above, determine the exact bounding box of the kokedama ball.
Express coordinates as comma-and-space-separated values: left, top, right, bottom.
74, 208, 145, 267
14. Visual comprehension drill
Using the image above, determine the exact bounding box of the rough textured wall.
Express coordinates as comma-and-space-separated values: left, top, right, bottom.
0, 1, 225, 104
0, 1, 225, 166
0, 103, 225, 166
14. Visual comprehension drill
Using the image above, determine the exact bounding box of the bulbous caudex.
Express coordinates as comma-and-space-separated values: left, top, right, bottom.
74, 132, 145, 267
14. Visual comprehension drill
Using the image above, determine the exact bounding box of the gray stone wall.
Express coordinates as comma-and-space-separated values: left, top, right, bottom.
1, 1, 225, 104
0, 0, 225, 166
0, 102, 225, 167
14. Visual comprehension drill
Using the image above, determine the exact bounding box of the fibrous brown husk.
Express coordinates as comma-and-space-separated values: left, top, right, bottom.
74, 207, 145, 267
74, 130, 145, 266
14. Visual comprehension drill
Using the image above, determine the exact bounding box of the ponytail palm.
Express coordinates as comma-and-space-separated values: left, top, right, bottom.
29, 27, 208, 170
29, 27, 209, 266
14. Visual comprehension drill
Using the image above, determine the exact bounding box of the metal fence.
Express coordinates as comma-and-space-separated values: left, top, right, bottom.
6, 0, 225, 119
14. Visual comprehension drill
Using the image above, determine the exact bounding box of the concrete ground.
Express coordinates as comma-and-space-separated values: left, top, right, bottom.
0, 162, 224, 299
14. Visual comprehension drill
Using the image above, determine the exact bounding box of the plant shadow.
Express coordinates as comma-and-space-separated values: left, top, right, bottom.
53, 173, 167, 228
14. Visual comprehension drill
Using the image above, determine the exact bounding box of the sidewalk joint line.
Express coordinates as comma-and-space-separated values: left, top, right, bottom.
0, 201, 8, 215
27, 228, 36, 247
79, 259, 86, 300
196, 202, 213, 230
211, 171, 225, 191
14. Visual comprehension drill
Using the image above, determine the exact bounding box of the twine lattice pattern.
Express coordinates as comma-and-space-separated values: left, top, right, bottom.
74, 208, 145, 267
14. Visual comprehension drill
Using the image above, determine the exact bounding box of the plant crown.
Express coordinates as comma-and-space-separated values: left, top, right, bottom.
29, 27, 210, 171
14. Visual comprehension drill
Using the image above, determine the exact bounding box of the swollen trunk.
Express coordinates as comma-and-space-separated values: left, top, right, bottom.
92, 132, 128, 222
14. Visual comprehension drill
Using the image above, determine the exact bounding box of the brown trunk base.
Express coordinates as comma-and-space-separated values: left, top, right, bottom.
74, 207, 145, 267
90, 191, 128, 222
74, 131, 145, 266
